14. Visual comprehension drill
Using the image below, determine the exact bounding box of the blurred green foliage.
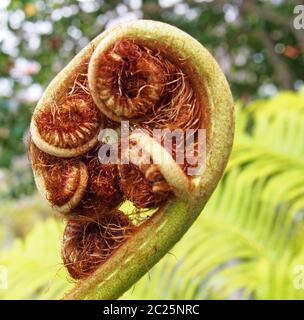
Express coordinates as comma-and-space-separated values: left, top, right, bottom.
0, 0, 303, 299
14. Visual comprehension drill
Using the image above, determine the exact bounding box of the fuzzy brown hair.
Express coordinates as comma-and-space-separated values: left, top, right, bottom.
95, 38, 202, 133
34, 95, 101, 149
62, 210, 134, 279
29, 140, 82, 206
119, 163, 171, 209
74, 145, 123, 216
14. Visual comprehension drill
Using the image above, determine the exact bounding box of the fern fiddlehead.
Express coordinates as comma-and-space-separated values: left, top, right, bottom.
28, 20, 234, 300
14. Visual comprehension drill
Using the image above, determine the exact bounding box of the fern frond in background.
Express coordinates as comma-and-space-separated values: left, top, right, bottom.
0, 218, 72, 299
0, 89, 304, 300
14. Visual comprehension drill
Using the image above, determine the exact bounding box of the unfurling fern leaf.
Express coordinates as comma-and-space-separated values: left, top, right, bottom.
1, 89, 304, 300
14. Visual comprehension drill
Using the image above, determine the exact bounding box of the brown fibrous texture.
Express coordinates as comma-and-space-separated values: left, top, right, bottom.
29, 140, 81, 206
75, 145, 123, 215
34, 95, 101, 149
94, 38, 203, 176
96, 39, 165, 119
95, 38, 201, 133
68, 144, 123, 216
62, 210, 134, 279
119, 163, 171, 209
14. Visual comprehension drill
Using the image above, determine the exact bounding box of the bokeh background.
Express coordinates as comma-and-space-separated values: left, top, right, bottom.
0, 0, 304, 299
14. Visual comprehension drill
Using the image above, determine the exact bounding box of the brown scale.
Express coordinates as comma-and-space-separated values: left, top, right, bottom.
95, 38, 202, 135
96, 39, 166, 119
29, 139, 82, 207
62, 210, 134, 279
119, 162, 171, 209
34, 95, 101, 149
74, 145, 123, 216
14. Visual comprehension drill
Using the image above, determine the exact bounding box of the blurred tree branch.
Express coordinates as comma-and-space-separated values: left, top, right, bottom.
255, 29, 294, 89
237, 0, 296, 89
240, 0, 304, 46
212, 0, 297, 89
